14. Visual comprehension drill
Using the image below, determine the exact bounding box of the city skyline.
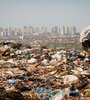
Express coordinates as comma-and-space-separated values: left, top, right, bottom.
0, 0, 90, 32
0, 26, 77, 37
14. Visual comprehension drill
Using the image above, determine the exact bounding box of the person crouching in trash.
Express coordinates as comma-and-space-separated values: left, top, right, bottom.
80, 26, 90, 62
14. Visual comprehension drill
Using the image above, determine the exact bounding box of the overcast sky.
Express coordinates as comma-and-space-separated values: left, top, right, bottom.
0, 0, 90, 32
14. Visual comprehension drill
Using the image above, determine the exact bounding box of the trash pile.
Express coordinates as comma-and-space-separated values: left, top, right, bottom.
0, 41, 90, 100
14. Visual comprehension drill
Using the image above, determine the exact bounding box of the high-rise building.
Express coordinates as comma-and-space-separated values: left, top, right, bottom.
5, 28, 9, 36
33, 27, 40, 33
28, 26, 34, 34
13, 28, 19, 36
0, 27, 4, 36
51, 26, 58, 34
8, 27, 15, 36
60, 26, 65, 35
70, 26, 76, 35
65, 26, 70, 34
40, 26, 47, 34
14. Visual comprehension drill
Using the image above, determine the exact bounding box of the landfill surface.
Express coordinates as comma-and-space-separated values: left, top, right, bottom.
0, 41, 90, 100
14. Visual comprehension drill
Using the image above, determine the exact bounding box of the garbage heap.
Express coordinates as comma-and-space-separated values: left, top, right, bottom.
0, 42, 90, 100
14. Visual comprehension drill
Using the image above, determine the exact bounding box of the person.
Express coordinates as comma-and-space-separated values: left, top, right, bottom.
80, 26, 90, 57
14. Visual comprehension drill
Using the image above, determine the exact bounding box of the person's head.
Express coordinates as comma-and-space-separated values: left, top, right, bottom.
80, 26, 90, 51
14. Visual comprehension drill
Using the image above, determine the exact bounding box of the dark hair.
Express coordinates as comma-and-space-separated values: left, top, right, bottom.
82, 40, 90, 50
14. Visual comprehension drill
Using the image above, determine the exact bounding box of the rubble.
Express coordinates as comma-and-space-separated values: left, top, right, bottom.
0, 42, 90, 100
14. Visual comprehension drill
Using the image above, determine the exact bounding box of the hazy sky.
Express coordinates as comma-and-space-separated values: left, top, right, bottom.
0, 0, 90, 31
